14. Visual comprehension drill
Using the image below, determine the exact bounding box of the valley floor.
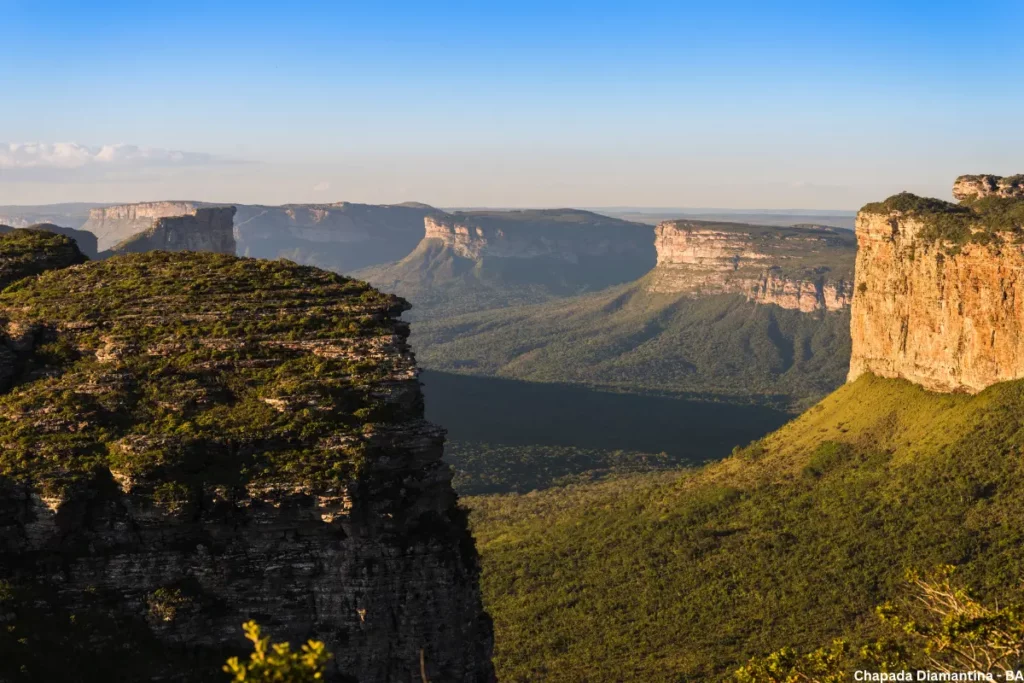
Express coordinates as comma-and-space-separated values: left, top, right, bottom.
465, 374, 1024, 680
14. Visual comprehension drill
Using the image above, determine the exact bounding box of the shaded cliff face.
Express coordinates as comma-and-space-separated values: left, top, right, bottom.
83, 201, 206, 251
111, 206, 237, 255
646, 220, 855, 312
0, 252, 494, 682
424, 210, 654, 262
360, 209, 657, 319
234, 202, 439, 272
849, 179, 1024, 393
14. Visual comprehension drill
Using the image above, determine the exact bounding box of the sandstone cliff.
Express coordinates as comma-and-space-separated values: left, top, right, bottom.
234, 202, 438, 272
848, 176, 1024, 392
423, 210, 653, 263
952, 173, 1024, 201
360, 209, 657, 319
110, 206, 237, 255
0, 252, 494, 681
83, 201, 208, 251
645, 220, 855, 312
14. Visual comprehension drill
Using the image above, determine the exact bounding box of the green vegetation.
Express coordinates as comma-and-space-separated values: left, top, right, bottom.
467, 374, 1024, 680
223, 621, 330, 682
446, 440, 692, 495
861, 191, 1024, 245
0, 251, 408, 492
0, 228, 87, 288
735, 567, 1024, 680
416, 285, 851, 410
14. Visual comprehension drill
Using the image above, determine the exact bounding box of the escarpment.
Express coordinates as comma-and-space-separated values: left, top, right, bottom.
110, 206, 237, 255
0, 252, 494, 681
646, 220, 856, 312
360, 209, 657, 319
83, 201, 209, 251
233, 202, 439, 272
423, 210, 654, 264
848, 175, 1024, 393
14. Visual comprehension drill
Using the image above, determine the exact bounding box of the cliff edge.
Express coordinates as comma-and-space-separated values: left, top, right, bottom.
0, 252, 494, 681
848, 175, 1024, 392
646, 220, 855, 312
110, 206, 237, 255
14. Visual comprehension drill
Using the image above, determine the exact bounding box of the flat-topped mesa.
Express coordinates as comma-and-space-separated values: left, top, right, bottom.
83, 201, 207, 250
952, 173, 1024, 201
0, 252, 494, 681
423, 210, 652, 262
646, 220, 856, 312
233, 202, 440, 273
111, 206, 237, 255
848, 176, 1024, 393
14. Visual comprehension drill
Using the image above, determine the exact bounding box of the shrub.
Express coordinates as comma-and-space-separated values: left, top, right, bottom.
223, 621, 331, 682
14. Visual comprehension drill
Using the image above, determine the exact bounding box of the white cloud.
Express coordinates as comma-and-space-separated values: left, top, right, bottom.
0, 142, 222, 170
311, 181, 331, 192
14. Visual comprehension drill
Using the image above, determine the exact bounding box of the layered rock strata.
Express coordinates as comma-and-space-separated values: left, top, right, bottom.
848, 175, 1024, 393
646, 221, 855, 312
83, 201, 207, 251
0, 252, 494, 681
423, 211, 653, 262
111, 206, 237, 255
952, 173, 1024, 201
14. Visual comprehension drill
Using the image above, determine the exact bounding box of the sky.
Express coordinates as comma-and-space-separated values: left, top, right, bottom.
1, 0, 1022, 209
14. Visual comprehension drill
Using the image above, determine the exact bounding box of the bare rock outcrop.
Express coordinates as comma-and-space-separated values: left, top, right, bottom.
83, 201, 207, 251
952, 174, 1024, 202
234, 202, 439, 272
423, 210, 654, 263
646, 221, 855, 312
111, 206, 236, 255
848, 177, 1024, 392
0, 252, 494, 681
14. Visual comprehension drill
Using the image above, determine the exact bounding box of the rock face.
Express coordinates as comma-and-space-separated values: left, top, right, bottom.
360, 209, 657, 318
848, 176, 1024, 393
0, 227, 87, 290
952, 174, 1024, 201
83, 201, 207, 251
234, 202, 439, 273
0, 252, 494, 681
646, 221, 855, 312
111, 206, 237, 255
423, 210, 653, 263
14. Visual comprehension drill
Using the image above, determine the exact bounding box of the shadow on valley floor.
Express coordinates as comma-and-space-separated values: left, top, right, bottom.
421, 371, 791, 461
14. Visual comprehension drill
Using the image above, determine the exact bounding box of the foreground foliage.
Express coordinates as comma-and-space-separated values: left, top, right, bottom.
224, 621, 331, 682
735, 567, 1024, 681
468, 374, 1024, 680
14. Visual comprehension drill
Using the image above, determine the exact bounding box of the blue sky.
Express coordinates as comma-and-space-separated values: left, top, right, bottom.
1, 0, 1022, 208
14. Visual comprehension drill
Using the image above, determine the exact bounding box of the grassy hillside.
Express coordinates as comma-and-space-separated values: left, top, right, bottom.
415, 281, 851, 409
467, 374, 1024, 681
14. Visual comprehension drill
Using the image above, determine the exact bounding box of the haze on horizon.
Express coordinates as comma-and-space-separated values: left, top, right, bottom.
1, 0, 1022, 210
